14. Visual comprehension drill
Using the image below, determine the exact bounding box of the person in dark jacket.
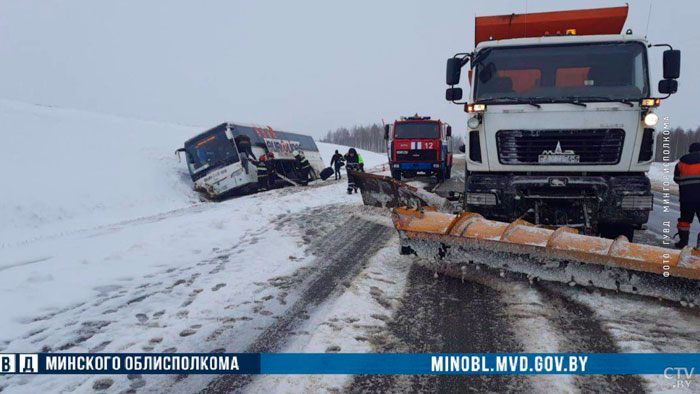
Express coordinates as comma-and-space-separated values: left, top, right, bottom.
344, 148, 362, 194
674, 142, 700, 248
234, 135, 254, 174
265, 152, 277, 188
294, 150, 312, 185
330, 150, 344, 180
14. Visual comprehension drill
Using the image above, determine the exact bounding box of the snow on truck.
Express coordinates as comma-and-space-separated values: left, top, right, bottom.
177, 122, 324, 199
444, 5, 680, 240
383, 115, 453, 181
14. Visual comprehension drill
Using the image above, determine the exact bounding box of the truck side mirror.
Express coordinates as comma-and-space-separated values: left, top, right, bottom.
445, 87, 463, 101
446, 58, 462, 85
658, 79, 678, 94
446, 126, 452, 137
663, 49, 681, 80
384, 125, 390, 140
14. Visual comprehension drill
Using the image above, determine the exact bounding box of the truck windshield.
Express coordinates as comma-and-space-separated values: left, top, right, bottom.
394, 122, 440, 139
185, 130, 239, 176
474, 42, 648, 102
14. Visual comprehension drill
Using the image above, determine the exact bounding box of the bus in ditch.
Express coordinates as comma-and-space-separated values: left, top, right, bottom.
177, 122, 325, 199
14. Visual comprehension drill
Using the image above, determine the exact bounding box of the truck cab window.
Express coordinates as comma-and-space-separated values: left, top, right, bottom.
475, 42, 648, 102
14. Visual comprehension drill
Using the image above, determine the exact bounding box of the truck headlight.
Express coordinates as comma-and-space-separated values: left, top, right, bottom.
466, 192, 497, 206
432, 163, 441, 168
467, 116, 481, 129
643, 112, 659, 126
392, 164, 400, 168
621, 195, 653, 210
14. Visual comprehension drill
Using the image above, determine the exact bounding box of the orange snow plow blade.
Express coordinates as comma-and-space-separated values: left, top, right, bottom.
350, 170, 455, 212
393, 207, 700, 304
350, 170, 429, 209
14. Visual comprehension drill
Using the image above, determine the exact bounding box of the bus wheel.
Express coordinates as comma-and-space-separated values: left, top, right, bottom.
445, 166, 452, 179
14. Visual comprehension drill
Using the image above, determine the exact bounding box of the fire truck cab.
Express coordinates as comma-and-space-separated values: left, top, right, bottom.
384, 115, 453, 181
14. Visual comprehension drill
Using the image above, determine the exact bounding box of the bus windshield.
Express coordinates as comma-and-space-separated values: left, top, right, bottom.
185, 130, 239, 177
394, 122, 440, 139
474, 42, 648, 102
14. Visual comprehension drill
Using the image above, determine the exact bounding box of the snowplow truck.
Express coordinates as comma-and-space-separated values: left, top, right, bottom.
444, 5, 680, 240
384, 116, 453, 181
177, 122, 324, 199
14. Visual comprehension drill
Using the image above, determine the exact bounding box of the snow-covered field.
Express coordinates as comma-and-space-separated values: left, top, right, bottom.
0, 100, 391, 393
0, 99, 200, 247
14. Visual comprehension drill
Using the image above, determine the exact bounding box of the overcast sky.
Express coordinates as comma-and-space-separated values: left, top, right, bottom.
1, 0, 698, 137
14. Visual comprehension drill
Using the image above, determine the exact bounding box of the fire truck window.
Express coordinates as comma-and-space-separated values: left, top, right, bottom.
394, 123, 440, 139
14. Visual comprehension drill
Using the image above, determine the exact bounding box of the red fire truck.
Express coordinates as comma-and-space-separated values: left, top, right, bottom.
383, 115, 453, 181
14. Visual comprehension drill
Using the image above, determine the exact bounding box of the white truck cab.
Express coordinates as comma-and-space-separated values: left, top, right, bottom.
445, 6, 681, 239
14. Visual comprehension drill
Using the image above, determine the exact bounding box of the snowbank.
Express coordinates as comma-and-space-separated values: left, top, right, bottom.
0, 99, 200, 246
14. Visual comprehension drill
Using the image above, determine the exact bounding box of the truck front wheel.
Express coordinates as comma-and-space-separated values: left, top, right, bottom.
392, 170, 402, 181
445, 166, 452, 179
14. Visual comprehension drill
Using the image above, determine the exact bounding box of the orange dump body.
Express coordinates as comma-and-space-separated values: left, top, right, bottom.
475, 6, 628, 46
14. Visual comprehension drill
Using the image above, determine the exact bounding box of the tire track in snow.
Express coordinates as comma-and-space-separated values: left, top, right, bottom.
410, 261, 647, 393
536, 284, 647, 393
348, 264, 533, 394
201, 215, 393, 394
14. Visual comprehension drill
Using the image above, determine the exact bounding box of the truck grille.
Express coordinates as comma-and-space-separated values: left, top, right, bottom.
396, 149, 437, 161
496, 129, 625, 165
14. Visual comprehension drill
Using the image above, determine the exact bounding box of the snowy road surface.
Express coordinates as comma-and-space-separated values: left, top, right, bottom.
4, 175, 700, 393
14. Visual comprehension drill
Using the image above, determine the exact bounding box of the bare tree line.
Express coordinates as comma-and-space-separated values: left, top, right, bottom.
655, 127, 700, 162
320, 123, 464, 154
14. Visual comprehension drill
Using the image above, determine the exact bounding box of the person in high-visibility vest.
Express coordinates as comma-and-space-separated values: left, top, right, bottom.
255, 155, 270, 192
344, 148, 362, 194
293, 150, 312, 185
674, 142, 700, 248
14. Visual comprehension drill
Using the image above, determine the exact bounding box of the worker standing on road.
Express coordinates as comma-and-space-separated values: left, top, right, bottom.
345, 148, 362, 194
294, 150, 312, 186
674, 142, 700, 248
330, 150, 344, 180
